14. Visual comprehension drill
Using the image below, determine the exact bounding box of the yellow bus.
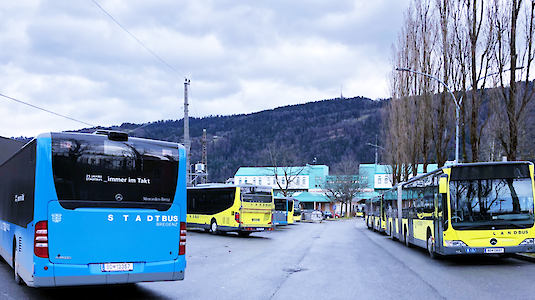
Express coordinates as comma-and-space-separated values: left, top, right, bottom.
187, 184, 274, 237
380, 161, 535, 258
365, 195, 385, 233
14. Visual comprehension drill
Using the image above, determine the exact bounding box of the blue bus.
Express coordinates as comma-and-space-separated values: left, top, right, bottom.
274, 197, 294, 225
0, 131, 187, 287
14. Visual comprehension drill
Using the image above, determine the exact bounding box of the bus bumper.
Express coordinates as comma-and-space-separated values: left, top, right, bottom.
240, 223, 273, 232
442, 245, 534, 256
30, 258, 186, 287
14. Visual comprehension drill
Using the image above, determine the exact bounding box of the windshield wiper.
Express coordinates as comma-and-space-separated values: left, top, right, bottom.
495, 214, 532, 221
454, 222, 531, 230
493, 222, 530, 229
455, 225, 489, 230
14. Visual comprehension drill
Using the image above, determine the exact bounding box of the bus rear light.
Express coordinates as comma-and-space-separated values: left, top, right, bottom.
179, 222, 186, 255
235, 212, 242, 224
34, 221, 49, 258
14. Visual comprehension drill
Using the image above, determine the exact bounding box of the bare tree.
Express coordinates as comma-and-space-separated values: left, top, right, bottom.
493, 0, 535, 160
321, 157, 362, 217
387, 0, 535, 170
264, 142, 304, 197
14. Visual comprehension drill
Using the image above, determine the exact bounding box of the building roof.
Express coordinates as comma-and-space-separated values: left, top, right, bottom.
292, 191, 330, 203
234, 165, 328, 177
360, 163, 439, 175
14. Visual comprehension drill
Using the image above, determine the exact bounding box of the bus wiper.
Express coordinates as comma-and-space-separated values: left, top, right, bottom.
456, 224, 491, 230
458, 222, 529, 230
494, 222, 529, 229
495, 214, 532, 221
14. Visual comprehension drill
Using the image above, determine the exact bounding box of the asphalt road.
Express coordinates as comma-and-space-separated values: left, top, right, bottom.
2, 218, 535, 299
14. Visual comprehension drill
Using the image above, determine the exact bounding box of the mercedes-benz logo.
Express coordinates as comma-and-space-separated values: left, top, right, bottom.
490, 238, 498, 245
115, 194, 123, 202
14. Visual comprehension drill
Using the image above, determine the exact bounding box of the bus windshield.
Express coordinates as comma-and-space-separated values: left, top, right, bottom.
51, 133, 179, 210
450, 178, 535, 230
242, 192, 273, 203
274, 198, 288, 210
240, 186, 273, 203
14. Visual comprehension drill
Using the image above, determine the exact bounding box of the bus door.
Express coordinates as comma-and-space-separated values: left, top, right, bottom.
434, 191, 444, 254
405, 208, 413, 244
434, 174, 448, 254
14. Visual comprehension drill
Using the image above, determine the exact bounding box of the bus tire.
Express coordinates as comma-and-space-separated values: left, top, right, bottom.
238, 231, 251, 237
210, 219, 219, 235
427, 233, 436, 259
13, 238, 22, 285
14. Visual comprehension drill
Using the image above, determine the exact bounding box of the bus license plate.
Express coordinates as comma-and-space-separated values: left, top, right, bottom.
484, 248, 504, 254
252, 219, 260, 222
101, 263, 133, 272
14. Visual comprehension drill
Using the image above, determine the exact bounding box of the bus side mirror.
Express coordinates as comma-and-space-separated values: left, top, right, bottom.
439, 174, 448, 194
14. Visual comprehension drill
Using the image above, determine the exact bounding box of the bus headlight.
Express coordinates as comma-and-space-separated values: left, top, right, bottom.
520, 238, 535, 245
445, 240, 467, 247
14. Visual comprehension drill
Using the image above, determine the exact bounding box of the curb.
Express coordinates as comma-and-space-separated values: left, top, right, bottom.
513, 253, 535, 262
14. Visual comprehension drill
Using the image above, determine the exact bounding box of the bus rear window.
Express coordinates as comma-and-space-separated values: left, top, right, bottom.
242, 192, 273, 203
51, 133, 179, 210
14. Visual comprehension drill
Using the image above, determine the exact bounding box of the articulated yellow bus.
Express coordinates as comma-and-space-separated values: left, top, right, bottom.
365, 195, 386, 233
378, 161, 535, 258
187, 184, 274, 237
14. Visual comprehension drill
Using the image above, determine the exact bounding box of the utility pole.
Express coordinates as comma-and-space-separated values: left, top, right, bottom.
201, 128, 207, 184
374, 134, 378, 165
183, 78, 191, 185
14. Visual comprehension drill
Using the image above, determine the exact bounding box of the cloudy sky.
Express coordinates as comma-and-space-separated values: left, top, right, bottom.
0, 0, 410, 138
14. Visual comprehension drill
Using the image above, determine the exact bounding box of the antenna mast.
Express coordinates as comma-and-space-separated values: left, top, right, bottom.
201, 129, 208, 184
183, 78, 191, 185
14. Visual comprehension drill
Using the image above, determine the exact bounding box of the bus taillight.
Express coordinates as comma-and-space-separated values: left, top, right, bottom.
235, 212, 242, 224
179, 222, 186, 255
34, 221, 48, 258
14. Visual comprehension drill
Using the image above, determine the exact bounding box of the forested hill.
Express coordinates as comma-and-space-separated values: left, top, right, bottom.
96, 96, 386, 182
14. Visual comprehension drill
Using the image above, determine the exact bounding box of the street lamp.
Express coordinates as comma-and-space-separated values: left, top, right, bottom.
395, 68, 461, 164
395, 67, 524, 164
366, 142, 387, 165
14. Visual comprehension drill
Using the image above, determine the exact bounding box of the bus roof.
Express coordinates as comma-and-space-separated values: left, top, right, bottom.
36, 132, 183, 150
188, 183, 272, 190
399, 161, 533, 187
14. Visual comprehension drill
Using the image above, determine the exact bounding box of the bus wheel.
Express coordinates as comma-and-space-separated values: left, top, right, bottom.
427, 234, 436, 259
238, 231, 251, 237
13, 239, 22, 285
210, 219, 219, 235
